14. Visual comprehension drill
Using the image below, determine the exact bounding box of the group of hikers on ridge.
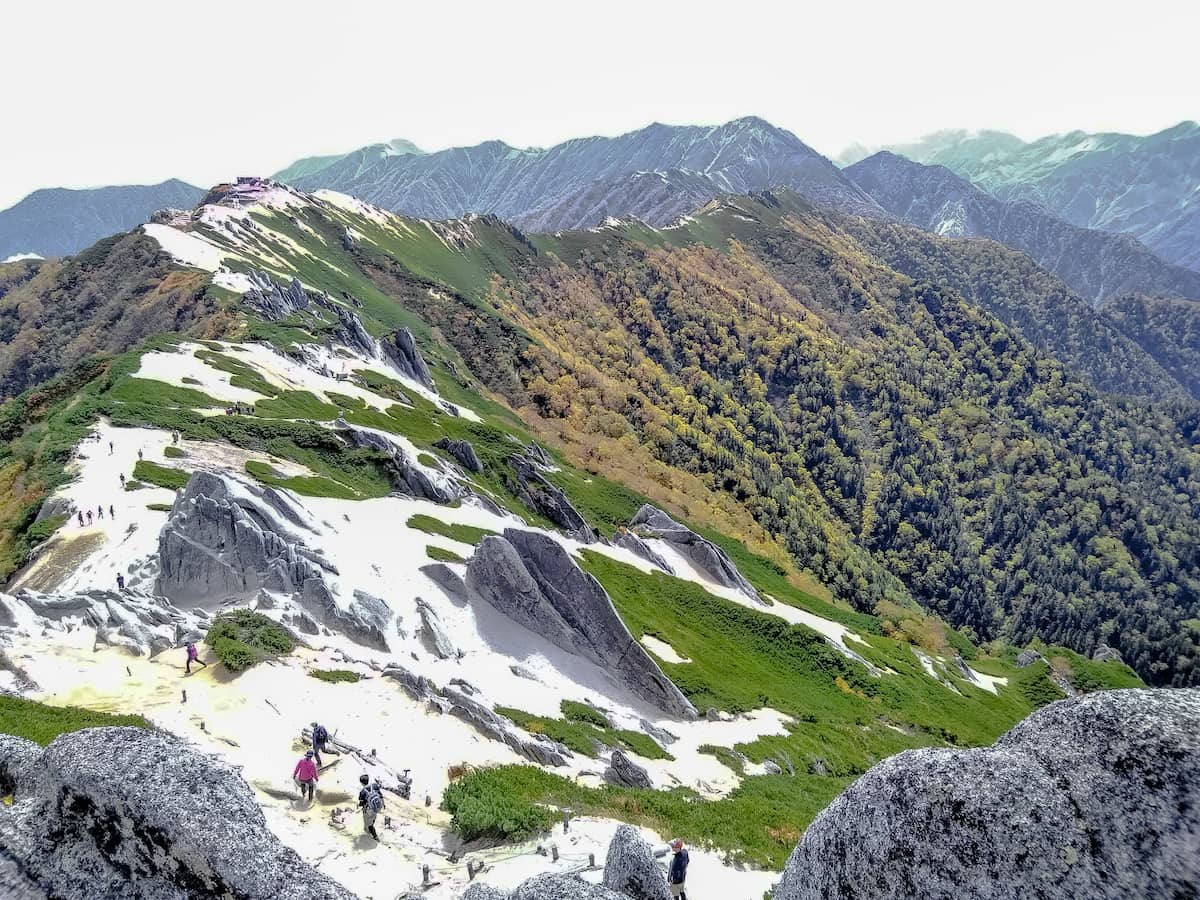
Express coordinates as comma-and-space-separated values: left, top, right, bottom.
290, 721, 386, 841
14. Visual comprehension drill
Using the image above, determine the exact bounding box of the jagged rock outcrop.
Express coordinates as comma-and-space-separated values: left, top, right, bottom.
602, 824, 670, 900
416, 598, 457, 659
1092, 644, 1123, 664
328, 304, 376, 359
242, 271, 310, 320
337, 424, 458, 503
382, 327, 435, 389
435, 437, 484, 473
774, 688, 1200, 900
466, 530, 696, 719
506, 453, 594, 543
155, 473, 388, 650
604, 749, 653, 789
629, 505, 760, 602
1015, 649, 1042, 667
0, 727, 354, 900
420, 562, 471, 604
1, 589, 204, 658
157, 472, 328, 606
612, 530, 675, 574
382, 664, 570, 766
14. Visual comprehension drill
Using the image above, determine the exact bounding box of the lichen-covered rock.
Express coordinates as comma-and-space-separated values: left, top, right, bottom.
774, 688, 1200, 900
0, 734, 40, 797
382, 327, 435, 389
604, 749, 653, 789
466, 530, 696, 719
0, 726, 354, 900
459, 885, 509, 900
509, 874, 627, 900
435, 437, 484, 473
603, 824, 670, 899
629, 505, 760, 602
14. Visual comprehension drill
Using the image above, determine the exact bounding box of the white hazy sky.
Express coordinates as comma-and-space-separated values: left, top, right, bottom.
2, 0, 1197, 209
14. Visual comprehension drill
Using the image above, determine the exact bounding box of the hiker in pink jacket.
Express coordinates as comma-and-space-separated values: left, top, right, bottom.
293, 750, 319, 801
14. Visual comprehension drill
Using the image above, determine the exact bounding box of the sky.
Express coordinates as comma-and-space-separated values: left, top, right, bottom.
2, 0, 1197, 209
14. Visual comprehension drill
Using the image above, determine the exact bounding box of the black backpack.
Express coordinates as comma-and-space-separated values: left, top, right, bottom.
314, 725, 328, 744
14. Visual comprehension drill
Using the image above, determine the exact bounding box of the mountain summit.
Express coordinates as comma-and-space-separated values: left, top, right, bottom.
275, 117, 882, 230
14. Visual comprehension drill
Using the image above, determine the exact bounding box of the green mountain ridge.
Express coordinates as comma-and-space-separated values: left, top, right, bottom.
2, 182, 1197, 692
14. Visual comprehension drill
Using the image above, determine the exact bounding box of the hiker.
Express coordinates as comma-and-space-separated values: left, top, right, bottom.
119, 473, 126, 487
86, 510, 93, 525
109, 505, 115, 519
357, 774, 382, 840
116, 574, 125, 591
311, 721, 329, 766
668, 838, 690, 899
137, 449, 143, 461
77, 511, 84, 527
293, 750, 319, 802
108, 441, 113, 455
172, 430, 179, 445
185, 641, 207, 674
97, 505, 103, 520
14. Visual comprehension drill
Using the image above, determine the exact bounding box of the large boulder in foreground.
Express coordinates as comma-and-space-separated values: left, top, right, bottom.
466, 529, 696, 719
774, 688, 1200, 900
603, 824, 671, 900
0, 726, 353, 900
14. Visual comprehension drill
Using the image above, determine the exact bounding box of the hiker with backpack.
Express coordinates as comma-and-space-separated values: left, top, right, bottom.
668, 838, 690, 899
311, 721, 329, 766
293, 750, 319, 802
185, 641, 206, 674
357, 774, 383, 840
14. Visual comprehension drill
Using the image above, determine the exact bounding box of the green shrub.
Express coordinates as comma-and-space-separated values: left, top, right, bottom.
25, 514, 67, 546
442, 767, 558, 841
132, 460, 190, 490
309, 668, 362, 684
426, 545, 466, 563
145, 503, 173, 512
163, 446, 185, 458
406, 514, 495, 545
561, 699, 611, 728
205, 610, 296, 672
0, 695, 150, 746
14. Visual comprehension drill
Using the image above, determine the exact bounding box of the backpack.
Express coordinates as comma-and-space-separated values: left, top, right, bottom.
313, 725, 328, 744
368, 786, 385, 812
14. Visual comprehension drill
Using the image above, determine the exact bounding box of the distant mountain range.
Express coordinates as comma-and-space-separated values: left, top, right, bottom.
0, 180, 202, 260
275, 117, 883, 230
845, 151, 1200, 305
841, 122, 1200, 272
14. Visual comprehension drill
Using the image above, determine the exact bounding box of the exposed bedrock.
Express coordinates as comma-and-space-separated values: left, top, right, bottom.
774, 688, 1200, 900
382, 327, 436, 389
337, 423, 458, 503
629, 505, 760, 602
465, 529, 696, 719
0, 727, 354, 900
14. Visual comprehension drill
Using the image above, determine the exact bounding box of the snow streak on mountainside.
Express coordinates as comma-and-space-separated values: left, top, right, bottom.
853, 121, 1200, 272
0, 179, 203, 260
277, 117, 882, 230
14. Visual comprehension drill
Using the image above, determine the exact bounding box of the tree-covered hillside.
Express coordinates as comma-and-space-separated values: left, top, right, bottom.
3, 185, 1197, 687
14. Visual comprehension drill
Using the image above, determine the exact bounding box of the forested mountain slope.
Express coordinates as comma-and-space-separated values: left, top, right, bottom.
845, 151, 1200, 305
4, 182, 1197, 690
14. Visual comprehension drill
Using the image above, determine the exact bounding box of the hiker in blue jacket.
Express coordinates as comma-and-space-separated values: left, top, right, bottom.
668, 838, 689, 898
